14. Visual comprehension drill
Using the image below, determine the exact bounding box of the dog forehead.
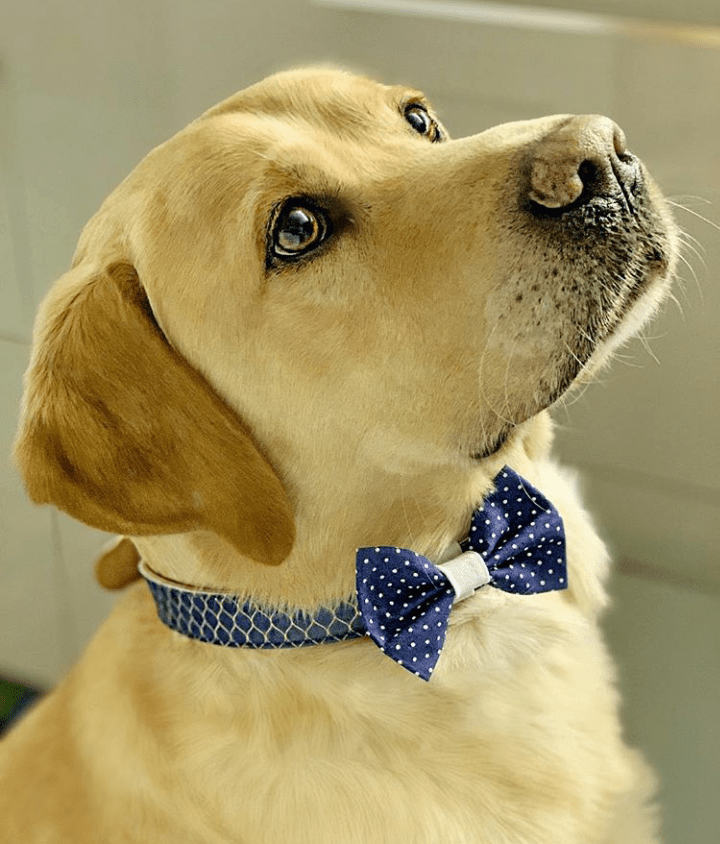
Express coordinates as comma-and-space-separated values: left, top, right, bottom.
203, 66, 420, 127
77, 68, 438, 273
106, 68, 438, 220
124, 72, 421, 195
135, 75, 435, 214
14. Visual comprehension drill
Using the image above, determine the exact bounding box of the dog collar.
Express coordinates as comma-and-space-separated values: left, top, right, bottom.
140, 467, 567, 680
139, 561, 366, 649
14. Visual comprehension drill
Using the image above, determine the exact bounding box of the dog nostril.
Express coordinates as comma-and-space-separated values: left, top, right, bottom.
577, 159, 599, 192
528, 157, 584, 209
528, 116, 637, 211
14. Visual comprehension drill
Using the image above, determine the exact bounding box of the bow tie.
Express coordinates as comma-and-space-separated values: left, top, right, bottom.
356, 466, 567, 680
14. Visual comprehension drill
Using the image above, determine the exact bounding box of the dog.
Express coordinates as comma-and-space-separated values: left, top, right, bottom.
0, 67, 678, 843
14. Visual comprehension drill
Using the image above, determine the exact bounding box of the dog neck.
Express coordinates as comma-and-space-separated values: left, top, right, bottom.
132, 415, 552, 610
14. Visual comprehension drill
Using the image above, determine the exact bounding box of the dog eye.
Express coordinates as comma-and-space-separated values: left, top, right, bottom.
404, 104, 443, 142
272, 204, 328, 259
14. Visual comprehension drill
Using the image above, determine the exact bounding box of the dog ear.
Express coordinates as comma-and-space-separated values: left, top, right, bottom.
15, 261, 294, 566
95, 536, 142, 590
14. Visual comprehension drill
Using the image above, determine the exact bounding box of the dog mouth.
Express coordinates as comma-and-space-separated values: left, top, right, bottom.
543, 182, 673, 362
468, 164, 675, 461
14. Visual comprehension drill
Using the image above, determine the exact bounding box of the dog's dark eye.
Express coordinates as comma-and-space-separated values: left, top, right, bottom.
272, 204, 328, 259
404, 104, 442, 142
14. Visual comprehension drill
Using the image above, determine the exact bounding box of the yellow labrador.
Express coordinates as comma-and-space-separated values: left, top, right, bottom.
1, 68, 678, 843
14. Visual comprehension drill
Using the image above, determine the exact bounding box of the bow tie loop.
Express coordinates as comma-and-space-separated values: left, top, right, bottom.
356, 466, 567, 681
437, 550, 491, 599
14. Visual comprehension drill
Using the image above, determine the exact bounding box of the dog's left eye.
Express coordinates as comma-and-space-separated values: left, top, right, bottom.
404, 104, 443, 142
271, 203, 329, 259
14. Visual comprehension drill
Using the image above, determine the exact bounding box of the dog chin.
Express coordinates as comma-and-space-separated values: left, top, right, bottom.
583, 268, 673, 378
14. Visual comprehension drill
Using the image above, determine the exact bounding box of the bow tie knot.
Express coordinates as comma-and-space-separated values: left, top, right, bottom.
437, 550, 492, 599
356, 466, 567, 680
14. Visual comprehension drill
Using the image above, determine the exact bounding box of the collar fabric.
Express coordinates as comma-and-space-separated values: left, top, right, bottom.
140, 564, 365, 648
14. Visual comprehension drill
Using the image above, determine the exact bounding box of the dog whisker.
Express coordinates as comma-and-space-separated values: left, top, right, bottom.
676, 243, 706, 299
635, 325, 669, 343
569, 322, 596, 349
558, 378, 594, 411
515, 474, 552, 514
674, 253, 702, 305
676, 235, 706, 278
250, 147, 277, 164
501, 337, 520, 427
677, 226, 706, 258
667, 193, 712, 206
476, 320, 517, 429
657, 200, 710, 301
569, 325, 635, 372
667, 199, 720, 234
561, 339, 592, 376
637, 332, 661, 365
664, 289, 686, 321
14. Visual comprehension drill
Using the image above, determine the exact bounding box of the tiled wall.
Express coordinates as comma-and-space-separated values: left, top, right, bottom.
1, 2, 717, 841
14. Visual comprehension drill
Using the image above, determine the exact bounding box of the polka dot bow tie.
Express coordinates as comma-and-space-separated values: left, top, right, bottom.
356, 466, 567, 680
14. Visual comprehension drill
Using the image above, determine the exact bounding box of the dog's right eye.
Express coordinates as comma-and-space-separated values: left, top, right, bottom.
271, 203, 329, 260
403, 103, 443, 142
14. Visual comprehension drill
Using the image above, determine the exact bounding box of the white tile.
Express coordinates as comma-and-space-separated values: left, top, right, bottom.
162, 0, 332, 121
0, 171, 30, 342
164, 0, 616, 124
0, 341, 62, 686
307, 3, 616, 115
558, 464, 720, 590
0, 75, 33, 343
53, 514, 120, 664
604, 572, 720, 844
3, 0, 175, 308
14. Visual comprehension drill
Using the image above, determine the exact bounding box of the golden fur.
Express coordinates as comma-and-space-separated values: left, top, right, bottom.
1, 68, 678, 842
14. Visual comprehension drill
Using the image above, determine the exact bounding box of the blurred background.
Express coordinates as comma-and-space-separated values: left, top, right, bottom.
0, 1, 718, 840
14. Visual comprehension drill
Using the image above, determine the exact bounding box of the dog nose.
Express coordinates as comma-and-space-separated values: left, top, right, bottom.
528, 116, 638, 209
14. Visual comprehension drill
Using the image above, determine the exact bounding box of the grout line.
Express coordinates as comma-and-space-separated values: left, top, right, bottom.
313, 0, 720, 48
0, 63, 37, 331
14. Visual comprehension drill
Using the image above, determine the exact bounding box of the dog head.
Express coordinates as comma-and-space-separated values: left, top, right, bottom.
15, 68, 678, 595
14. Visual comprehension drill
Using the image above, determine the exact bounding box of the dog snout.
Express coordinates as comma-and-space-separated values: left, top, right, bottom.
528, 115, 639, 210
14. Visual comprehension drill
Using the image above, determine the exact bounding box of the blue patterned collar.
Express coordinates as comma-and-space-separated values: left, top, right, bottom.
140, 466, 567, 679
139, 561, 366, 649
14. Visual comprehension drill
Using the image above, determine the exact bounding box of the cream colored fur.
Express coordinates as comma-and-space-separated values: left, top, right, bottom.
0, 68, 677, 843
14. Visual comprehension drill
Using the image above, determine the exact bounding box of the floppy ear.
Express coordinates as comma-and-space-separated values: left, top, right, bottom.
15, 261, 294, 565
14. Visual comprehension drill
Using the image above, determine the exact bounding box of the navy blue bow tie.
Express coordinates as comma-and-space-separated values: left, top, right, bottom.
356, 466, 567, 680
